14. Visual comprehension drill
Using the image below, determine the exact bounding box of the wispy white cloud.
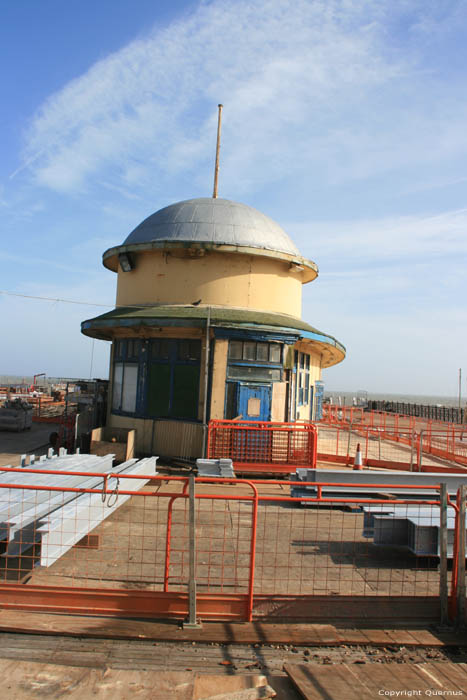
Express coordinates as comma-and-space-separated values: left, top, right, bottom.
4, 0, 467, 395
17, 0, 465, 199
291, 208, 467, 263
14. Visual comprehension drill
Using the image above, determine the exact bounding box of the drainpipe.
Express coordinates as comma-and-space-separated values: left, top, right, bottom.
202, 307, 211, 458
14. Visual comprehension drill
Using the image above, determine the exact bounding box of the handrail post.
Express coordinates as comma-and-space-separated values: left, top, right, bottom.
410, 430, 415, 472
346, 420, 353, 465
456, 484, 466, 629
183, 475, 202, 628
439, 483, 448, 626
417, 431, 423, 472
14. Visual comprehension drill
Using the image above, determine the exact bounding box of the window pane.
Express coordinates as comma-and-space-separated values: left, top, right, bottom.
256, 342, 269, 361
225, 383, 237, 419
229, 341, 242, 359
305, 354, 310, 370
228, 366, 281, 381
189, 341, 201, 361
269, 344, 281, 363
121, 364, 138, 413
178, 340, 189, 360
243, 342, 256, 360
172, 365, 200, 419
151, 339, 170, 360
112, 364, 123, 411
127, 339, 141, 359
147, 364, 171, 416
300, 353, 305, 369
178, 340, 201, 361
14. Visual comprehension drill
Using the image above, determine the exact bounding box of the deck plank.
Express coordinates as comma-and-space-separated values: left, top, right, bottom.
285, 663, 363, 700
285, 662, 467, 700
0, 610, 340, 644
414, 662, 467, 691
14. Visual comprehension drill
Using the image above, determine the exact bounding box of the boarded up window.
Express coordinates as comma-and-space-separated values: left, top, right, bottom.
247, 397, 261, 417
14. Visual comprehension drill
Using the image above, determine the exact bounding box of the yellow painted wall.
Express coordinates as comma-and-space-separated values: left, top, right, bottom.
116, 250, 303, 318
209, 339, 228, 420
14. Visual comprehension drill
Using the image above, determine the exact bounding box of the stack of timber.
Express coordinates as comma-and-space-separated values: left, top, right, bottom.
0, 452, 158, 568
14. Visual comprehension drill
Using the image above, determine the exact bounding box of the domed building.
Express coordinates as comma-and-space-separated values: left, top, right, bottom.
81, 197, 345, 458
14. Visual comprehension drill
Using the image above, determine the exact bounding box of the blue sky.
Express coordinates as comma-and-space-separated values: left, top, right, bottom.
1, 0, 467, 396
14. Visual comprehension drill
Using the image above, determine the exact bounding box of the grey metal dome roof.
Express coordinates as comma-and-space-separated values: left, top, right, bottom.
122, 197, 301, 256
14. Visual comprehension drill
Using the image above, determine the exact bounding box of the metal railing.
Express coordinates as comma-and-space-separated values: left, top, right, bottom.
207, 420, 317, 474
316, 422, 467, 472
0, 466, 465, 626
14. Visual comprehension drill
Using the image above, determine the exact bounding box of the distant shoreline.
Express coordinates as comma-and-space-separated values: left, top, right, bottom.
325, 391, 463, 408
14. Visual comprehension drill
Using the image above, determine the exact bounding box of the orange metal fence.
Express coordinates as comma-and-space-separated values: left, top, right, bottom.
207, 420, 317, 474
316, 421, 467, 472
322, 404, 464, 431
206, 414, 467, 474
0, 466, 464, 625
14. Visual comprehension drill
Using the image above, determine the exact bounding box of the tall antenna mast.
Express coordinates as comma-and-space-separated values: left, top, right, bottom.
212, 104, 223, 198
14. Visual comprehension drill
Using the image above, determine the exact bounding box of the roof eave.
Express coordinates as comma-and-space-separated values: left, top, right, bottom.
81, 307, 345, 367
102, 241, 318, 283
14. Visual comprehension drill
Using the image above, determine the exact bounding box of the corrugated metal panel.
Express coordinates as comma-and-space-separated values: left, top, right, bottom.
153, 420, 204, 459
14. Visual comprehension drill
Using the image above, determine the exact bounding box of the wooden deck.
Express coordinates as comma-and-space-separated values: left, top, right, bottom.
285, 662, 467, 699
0, 609, 464, 647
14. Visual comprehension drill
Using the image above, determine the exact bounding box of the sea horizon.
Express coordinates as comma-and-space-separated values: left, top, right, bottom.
325, 390, 463, 408
1, 375, 464, 408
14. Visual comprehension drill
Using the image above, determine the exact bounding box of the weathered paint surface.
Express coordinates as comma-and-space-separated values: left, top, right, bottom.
209, 339, 228, 420
115, 250, 303, 318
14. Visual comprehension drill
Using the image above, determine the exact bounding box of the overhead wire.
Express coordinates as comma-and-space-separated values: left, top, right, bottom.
0, 290, 162, 311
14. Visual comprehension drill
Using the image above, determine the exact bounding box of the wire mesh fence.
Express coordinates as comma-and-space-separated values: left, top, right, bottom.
320, 407, 467, 469
316, 424, 467, 470
0, 467, 463, 623
207, 420, 317, 473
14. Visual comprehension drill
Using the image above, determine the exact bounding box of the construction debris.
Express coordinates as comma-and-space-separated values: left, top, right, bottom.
0, 399, 33, 432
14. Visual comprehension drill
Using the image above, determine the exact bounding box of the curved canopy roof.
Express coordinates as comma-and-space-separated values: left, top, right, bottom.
122, 197, 301, 256
81, 304, 345, 368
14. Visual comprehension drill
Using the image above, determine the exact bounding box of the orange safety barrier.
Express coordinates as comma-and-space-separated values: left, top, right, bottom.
207, 420, 317, 474
0, 466, 463, 625
322, 404, 465, 435
315, 422, 467, 472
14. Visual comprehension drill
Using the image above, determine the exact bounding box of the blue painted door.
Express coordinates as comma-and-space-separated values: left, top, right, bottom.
237, 383, 271, 421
